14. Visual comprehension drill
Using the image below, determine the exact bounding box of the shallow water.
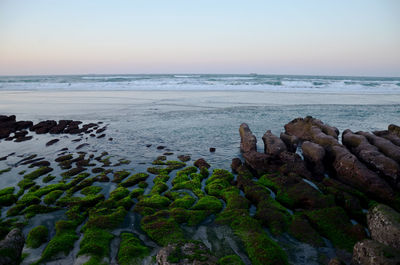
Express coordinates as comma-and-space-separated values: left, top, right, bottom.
1, 88, 399, 264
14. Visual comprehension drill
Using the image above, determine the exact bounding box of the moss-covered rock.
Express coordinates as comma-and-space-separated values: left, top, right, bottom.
120, 173, 149, 188
288, 213, 324, 247
78, 227, 114, 262
170, 194, 196, 209
26, 225, 48, 248
81, 186, 102, 196
42, 175, 56, 183
141, 210, 185, 246
39, 220, 80, 262
0, 194, 16, 206
192, 196, 223, 213
117, 232, 150, 265
23, 167, 53, 180
304, 206, 366, 251
61, 167, 86, 178
17, 178, 35, 190
0, 187, 15, 197
84, 206, 127, 230
23, 204, 60, 218
112, 170, 130, 183
150, 182, 169, 195
130, 188, 145, 198
43, 190, 64, 205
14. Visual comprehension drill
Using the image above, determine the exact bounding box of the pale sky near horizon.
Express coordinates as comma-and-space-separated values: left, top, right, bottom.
0, 0, 399, 76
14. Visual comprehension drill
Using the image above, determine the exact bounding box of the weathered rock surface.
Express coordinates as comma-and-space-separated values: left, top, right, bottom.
357, 131, 400, 164
194, 158, 210, 169
301, 141, 325, 179
374, 130, 400, 147
388, 124, 400, 138
239, 123, 257, 153
156, 242, 217, 265
284, 117, 395, 204
0, 228, 25, 265
352, 239, 400, 265
262, 130, 287, 157
367, 204, 400, 250
280, 132, 299, 152
343, 130, 400, 187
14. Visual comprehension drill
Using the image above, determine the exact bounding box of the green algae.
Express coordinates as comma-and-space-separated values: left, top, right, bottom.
117, 232, 150, 265
192, 195, 223, 213
112, 170, 130, 183
120, 173, 149, 187
170, 194, 196, 209
0, 186, 14, 196
0, 167, 11, 175
23, 167, 53, 180
130, 188, 145, 198
61, 167, 86, 178
78, 228, 114, 261
23, 204, 60, 218
43, 190, 64, 205
17, 178, 35, 190
288, 213, 324, 247
26, 225, 48, 248
81, 186, 102, 196
0, 194, 16, 206
42, 174, 56, 183
150, 182, 169, 195
141, 210, 185, 246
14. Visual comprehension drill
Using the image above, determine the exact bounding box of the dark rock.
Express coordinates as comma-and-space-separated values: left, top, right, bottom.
302, 141, 325, 179
343, 130, 399, 186
15, 121, 33, 130
30, 120, 57, 134
388, 124, 400, 138
146, 144, 152, 147
357, 131, 400, 164
90, 134, 95, 137
209, 147, 216, 152
177, 155, 191, 162
280, 133, 299, 152
284, 116, 339, 141
71, 138, 81, 142
46, 139, 59, 147
157, 146, 166, 150
239, 123, 257, 153
97, 134, 106, 138
262, 130, 287, 157
14, 130, 28, 137
76, 143, 89, 150
108, 138, 113, 141
96, 127, 106, 134
374, 130, 400, 147
331, 145, 394, 203
30, 160, 51, 167
367, 204, 400, 250
49, 120, 71, 134
231, 158, 242, 173
194, 158, 210, 169
0, 228, 25, 265
95, 174, 110, 182
0, 115, 16, 123
0, 128, 11, 139
352, 239, 400, 265
14, 136, 33, 142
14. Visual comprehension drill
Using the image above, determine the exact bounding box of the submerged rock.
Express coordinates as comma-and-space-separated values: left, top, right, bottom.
0, 228, 25, 265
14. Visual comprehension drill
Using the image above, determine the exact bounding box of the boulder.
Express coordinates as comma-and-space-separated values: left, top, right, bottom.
374, 130, 400, 147
357, 131, 400, 164
388, 124, 400, 138
194, 158, 210, 169
343, 130, 400, 186
301, 141, 325, 179
284, 116, 339, 141
156, 242, 217, 265
331, 146, 394, 203
239, 123, 257, 153
262, 130, 287, 157
367, 204, 400, 250
352, 239, 400, 265
0, 228, 25, 265
30, 120, 57, 134
280, 133, 299, 152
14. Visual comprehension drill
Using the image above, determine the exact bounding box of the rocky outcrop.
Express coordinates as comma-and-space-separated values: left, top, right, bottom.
374, 130, 400, 147
343, 130, 399, 188
194, 158, 210, 169
239, 123, 257, 153
357, 131, 400, 164
280, 133, 299, 152
156, 242, 218, 265
262, 130, 287, 157
352, 239, 400, 265
284, 117, 395, 203
367, 204, 400, 250
0, 228, 25, 265
239, 124, 310, 178
352, 204, 400, 265
301, 141, 325, 179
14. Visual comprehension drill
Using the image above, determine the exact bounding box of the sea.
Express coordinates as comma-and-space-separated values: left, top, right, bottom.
0, 74, 400, 264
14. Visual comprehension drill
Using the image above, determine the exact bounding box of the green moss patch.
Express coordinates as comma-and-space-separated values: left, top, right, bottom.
117, 232, 150, 265
217, 255, 245, 265
27, 225, 48, 248
23, 167, 53, 180
43, 190, 64, 205
120, 173, 149, 188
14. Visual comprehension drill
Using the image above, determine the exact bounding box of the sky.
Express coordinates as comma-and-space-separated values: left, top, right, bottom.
0, 0, 399, 76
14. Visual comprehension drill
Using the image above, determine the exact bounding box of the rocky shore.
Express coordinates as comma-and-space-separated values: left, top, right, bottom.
0, 115, 399, 265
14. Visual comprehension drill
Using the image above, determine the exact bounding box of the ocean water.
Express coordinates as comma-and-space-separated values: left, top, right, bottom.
1, 74, 400, 264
